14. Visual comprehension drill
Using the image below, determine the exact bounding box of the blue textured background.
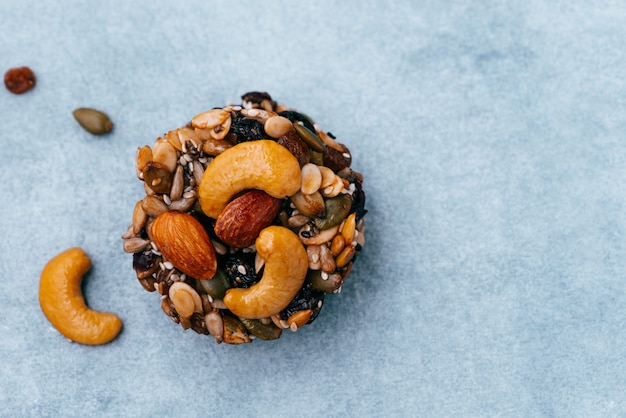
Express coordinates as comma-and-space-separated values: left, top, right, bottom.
2, 1, 626, 416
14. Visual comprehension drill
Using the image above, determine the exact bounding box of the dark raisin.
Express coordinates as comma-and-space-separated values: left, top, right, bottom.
4, 66, 36, 94
225, 254, 259, 288
345, 172, 367, 220
230, 114, 266, 143
278, 111, 316, 133
133, 251, 158, 274
277, 130, 310, 167
323, 143, 352, 172
280, 282, 325, 323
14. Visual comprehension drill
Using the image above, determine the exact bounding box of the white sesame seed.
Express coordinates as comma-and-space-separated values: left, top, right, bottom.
342, 152, 350, 159
321, 271, 329, 280
237, 265, 247, 275
159, 262, 166, 271
207, 294, 214, 303
163, 261, 174, 270
163, 195, 172, 205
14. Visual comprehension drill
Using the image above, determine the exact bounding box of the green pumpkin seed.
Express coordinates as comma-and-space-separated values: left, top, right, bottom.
314, 194, 352, 230
307, 269, 343, 293
294, 124, 325, 152
196, 269, 231, 300
239, 318, 282, 340
73, 107, 113, 135
309, 149, 324, 166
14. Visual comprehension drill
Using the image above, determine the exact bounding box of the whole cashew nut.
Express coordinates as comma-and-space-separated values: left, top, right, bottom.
198, 140, 301, 218
39, 247, 122, 345
223, 226, 308, 319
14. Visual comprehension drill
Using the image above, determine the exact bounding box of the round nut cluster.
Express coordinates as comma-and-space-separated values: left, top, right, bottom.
122, 92, 367, 344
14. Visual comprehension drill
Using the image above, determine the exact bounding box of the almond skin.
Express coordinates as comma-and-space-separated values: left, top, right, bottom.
214, 190, 282, 248
151, 211, 217, 280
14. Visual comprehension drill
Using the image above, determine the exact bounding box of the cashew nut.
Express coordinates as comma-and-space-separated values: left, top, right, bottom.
223, 226, 308, 319
198, 140, 301, 218
39, 247, 122, 345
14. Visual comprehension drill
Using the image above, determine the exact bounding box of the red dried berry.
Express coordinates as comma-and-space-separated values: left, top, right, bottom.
4, 67, 36, 94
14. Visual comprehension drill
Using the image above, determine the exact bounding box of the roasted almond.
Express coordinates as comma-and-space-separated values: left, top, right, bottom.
214, 190, 282, 248
150, 211, 217, 280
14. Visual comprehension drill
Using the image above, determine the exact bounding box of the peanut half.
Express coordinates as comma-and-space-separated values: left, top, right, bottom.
39, 247, 122, 345
198, 140, 301, 218
223, 226, 308, 319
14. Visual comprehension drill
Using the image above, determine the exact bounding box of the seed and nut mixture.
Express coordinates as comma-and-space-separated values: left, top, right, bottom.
122, 92, 367, 344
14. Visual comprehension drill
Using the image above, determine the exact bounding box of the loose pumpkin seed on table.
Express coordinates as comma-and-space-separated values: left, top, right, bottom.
122, 92, 367, 344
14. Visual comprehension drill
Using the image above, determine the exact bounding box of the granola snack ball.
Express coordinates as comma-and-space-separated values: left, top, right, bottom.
122, 92, 367, 344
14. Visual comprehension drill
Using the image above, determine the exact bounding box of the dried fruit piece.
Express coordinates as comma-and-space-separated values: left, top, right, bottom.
277, 130, 310, 167
150, 211, 217, 280
323, 142, 352, 172
72, 108, 113, 135
4, 66, 36, 94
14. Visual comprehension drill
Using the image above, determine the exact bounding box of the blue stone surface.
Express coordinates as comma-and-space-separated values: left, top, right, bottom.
2, 1, 626, 416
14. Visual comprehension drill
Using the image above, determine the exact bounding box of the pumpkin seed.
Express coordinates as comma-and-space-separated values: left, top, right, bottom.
314, 194, 352, 230
196, 269, 231, 300
72, 107, 113, 135
294, 123, 325, 152
239, 317, 282, 340
222, 316, 252, 344
307, 269, 343, 293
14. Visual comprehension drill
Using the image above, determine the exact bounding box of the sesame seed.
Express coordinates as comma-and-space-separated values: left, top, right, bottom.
290, 323, 298, 332
163, 261, 174, 270
321, 271, 329, 280
342, 152, 351, 159
237, 265, 247, 275
163, 195, 172, 205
